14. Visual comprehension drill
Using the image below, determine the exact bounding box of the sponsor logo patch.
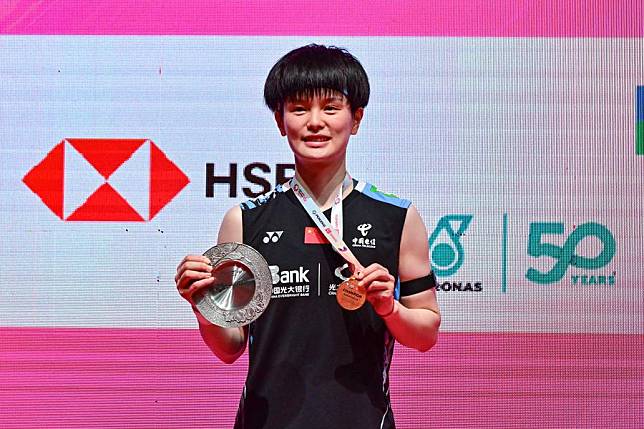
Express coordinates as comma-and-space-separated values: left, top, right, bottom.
23, 139, 189, 221
351, 223, 376, 248
269, 265, 311, 298
263, 231, 284, 244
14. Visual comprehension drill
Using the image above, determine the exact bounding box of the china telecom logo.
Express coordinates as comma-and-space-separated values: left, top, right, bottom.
23, 139, 189, 221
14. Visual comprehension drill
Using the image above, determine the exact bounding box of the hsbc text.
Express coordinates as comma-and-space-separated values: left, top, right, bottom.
206, 163, 295, 198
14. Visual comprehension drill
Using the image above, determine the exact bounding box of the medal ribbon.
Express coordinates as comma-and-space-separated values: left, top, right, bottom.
283, 174, 363, 273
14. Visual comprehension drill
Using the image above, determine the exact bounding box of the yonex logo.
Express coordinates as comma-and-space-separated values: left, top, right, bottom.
22, 139, 189, 221
357, 223, 372, 236
263, 231, 284, 244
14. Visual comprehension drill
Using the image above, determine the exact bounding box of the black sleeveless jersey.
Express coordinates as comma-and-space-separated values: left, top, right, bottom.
235, 181, 411, 429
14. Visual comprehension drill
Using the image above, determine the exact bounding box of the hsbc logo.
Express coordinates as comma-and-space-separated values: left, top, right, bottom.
206, 162, 294, 198
22, 139, 190, 221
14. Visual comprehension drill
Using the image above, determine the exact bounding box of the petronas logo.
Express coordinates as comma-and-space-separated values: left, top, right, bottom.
428, 215, 473, 277
637, 86, 644, 155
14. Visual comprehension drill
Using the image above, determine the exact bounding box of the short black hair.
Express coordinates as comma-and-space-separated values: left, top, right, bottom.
264, 44, 370, 113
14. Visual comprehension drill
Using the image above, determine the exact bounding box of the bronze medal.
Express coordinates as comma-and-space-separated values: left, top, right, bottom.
336, 277, 366, 310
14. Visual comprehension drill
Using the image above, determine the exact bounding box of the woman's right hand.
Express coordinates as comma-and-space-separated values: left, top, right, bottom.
175, 255, 215, 305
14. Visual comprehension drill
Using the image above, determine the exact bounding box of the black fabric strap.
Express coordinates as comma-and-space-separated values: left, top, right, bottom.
399, 272, 437, 297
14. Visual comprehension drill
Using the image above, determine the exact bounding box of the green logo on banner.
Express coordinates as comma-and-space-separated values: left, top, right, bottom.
637, 86, 644, 155
525, 222, 616, 284
428, 215, 473, 277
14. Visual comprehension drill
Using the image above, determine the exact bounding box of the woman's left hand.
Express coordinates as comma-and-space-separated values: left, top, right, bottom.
356, 263, 395, 317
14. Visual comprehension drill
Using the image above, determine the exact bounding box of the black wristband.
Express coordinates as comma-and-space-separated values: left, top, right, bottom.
399, 272, 437, 297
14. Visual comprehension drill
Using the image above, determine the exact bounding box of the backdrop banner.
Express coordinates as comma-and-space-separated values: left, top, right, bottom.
1, 4, 643, 427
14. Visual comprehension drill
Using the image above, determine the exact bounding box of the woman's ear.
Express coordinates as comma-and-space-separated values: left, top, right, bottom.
274, 110, 286, 136
351, 108, 364, 135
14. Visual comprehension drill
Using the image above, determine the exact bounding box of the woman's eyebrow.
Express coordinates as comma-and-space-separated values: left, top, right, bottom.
286, 94, 345, 104
321, 96, 346, 103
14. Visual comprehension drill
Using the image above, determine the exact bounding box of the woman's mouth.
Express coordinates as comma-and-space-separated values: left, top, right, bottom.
303, 135, 331, 142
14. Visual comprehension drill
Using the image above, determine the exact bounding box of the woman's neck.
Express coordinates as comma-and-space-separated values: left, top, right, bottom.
294, 159, 350, 210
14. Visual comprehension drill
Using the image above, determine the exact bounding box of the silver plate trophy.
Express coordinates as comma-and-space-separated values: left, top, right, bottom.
193, 242, 272, 328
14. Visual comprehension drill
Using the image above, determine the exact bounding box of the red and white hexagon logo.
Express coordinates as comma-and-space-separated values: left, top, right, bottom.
23, 139, 190, 221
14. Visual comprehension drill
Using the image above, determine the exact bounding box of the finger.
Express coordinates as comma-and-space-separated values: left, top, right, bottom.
176, 269, 213, 292
175, 266, 211, 286
365, 281, 393, 293
188, 276, 217, 296
366, 289, 393, 302
178, 268, 213, 282
359, 271, 394, 287
177, 255, 211, 271
180, 276, 215, 301
175, 261, 213, 281
355, 263, 387, 280
180, 261, 213, 274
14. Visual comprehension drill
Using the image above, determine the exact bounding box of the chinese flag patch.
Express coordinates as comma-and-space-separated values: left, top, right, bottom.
304, 227, 329, 244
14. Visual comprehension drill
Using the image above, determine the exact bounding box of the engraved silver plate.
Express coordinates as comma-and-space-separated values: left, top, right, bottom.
194, 243, 272, 328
